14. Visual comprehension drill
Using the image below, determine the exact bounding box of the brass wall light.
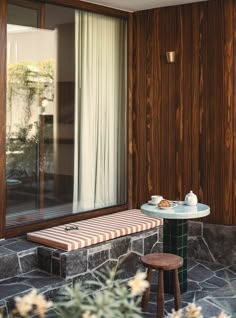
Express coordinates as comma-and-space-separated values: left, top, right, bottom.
166, 51, 176, 63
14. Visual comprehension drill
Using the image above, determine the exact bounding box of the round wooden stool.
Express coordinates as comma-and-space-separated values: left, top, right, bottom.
141, 253, 183, 318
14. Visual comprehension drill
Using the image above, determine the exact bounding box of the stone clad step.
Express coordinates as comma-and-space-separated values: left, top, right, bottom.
0, 224, 163, 317
0, 237, 42, 281
37, 227, 162, 281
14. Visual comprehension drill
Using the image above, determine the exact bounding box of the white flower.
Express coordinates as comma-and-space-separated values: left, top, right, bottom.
14, 290, 35, 317
217, 312, 231, 318
14, 288, 52, 318
128, 271, 150, 296
34, 293, 53, 318
82, 310, 97, 318
185, 303, 203, 318
169, 308, 183, 318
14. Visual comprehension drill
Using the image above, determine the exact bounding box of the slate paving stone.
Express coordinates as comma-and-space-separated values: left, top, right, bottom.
180, 291, 195, 303
187, 281, 201, 292
187, 258, 198, 270
88, 249, 109, 270
188, 264, 214, 282
228, 264, 236, 273
20, 253, 38, 273
200, 281, 220, 292
4, 240, 39, 253
143, 314, 156, 318
215, 269, 236, 281
61, 249, 87, 277
110, 237, 131, 259
188, 237, 214, 263
131, 238, 144, 255
146, 302, 157, 314
148, 292, 174, 303
205, 276, 229, 288
151, 242, 163, 254
42, 284, 72, 302
38, 248, 52, 273
52, 258, 61, 276
150, 283, 158, 293
73, 272, 102, 291
0, 253, 20, 280
164, 300, 188, 313
194, 290, 210, 301
188, 221, 202, 237
116, 252, 143, 279
203, 224, 236, 265
0, 247, 14, 255
0, 271, 66, 292
195, 299, 222, 316
200, 261, 225, 272
94, 260, 117, 284
0, 284, 32, 300
208, 297, 236, 315
144, 234, 157, 254
209, 282, 236, 297
0, 238, 21, 247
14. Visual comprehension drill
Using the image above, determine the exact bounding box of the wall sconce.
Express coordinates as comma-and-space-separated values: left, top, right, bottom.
166, 51, 176, 63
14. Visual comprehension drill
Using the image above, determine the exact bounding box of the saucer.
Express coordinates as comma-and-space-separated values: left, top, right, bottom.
148, 200, 158, 205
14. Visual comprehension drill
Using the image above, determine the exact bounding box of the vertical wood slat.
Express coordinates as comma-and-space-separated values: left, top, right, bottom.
167, 7, 177, 200
182, 5, 193, 196
233, 1, 236, 225
198, 1, 208, 207
132, 12, 147, 207
159, 8, 170, 199
191, 3, 200, 197
207, 0, 224, 224
146, 10, 154, 198
153, 9, 161, 197
223, 0, 233, 225
0, 0, 6, 238
175, 7, 184, 201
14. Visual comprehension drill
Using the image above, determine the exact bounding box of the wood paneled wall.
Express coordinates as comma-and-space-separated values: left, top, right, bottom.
132, 0, 236, 225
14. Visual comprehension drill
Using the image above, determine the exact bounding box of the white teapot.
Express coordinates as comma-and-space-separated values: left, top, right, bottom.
185, 190, 198, 206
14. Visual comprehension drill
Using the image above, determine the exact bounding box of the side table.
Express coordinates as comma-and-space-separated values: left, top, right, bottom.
141, 202, 210, 293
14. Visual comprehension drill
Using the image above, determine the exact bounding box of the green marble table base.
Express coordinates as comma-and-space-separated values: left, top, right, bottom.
163, 219, 188, 294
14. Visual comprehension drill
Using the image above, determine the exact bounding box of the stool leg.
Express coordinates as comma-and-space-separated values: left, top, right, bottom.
174, 269, 181, 310
142, 268, 152, 312
157, 270, 164, 318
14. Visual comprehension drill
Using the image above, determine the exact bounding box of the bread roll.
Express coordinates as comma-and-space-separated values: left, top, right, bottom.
158, 199, 171, 207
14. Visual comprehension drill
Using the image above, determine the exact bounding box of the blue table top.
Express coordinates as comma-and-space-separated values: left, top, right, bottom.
141, 202, 210, 219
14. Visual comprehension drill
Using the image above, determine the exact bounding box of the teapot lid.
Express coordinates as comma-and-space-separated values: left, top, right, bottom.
187, 190, 196, 196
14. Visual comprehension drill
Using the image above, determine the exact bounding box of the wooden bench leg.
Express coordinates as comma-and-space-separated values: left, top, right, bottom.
157, 269, 164, 318
142, 268, 152, 311
174, 268, 181, 310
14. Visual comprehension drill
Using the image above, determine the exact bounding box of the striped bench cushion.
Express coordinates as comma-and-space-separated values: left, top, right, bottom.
27, 209, 162, 251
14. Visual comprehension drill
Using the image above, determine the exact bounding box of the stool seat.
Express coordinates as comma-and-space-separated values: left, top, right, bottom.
141, 253, 183, 318
141, 253, 183, 271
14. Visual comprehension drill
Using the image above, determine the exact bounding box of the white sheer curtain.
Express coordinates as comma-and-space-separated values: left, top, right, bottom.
73, 11, 127, 212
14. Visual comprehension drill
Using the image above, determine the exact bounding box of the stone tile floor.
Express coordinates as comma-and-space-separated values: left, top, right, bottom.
144, 258, 236, 317
1, 256, 235, 317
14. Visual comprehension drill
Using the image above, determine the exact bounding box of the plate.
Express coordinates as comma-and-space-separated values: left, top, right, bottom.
158, 203, 178, 210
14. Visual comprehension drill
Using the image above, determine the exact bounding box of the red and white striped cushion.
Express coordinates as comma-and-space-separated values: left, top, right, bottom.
27, 209, 162, 251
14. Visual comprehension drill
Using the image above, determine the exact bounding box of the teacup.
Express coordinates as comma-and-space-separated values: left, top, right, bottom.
151, 195, 163, 204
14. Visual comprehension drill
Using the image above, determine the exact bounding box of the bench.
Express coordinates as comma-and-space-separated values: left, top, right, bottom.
27, 210, 163, 283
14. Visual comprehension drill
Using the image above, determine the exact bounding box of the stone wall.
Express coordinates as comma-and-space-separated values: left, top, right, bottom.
188, 221, 236, 266
37, 227, 163, 288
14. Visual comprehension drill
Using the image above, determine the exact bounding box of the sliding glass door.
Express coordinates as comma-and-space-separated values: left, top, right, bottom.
5, 0, 127, 230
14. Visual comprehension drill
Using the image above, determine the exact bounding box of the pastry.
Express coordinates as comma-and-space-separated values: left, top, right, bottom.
158, 199, 171, 208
